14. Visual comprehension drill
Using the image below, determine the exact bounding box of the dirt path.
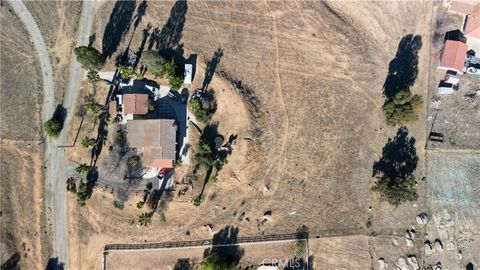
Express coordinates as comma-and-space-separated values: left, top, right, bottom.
8, 0, 95, 266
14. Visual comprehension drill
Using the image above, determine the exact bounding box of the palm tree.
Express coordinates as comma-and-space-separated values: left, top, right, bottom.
138, 212, 152, 226
81, 137, 96, 148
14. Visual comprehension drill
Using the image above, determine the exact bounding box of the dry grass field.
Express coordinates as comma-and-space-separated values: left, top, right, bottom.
0, 3, 50, 269
64, 1, 438, 268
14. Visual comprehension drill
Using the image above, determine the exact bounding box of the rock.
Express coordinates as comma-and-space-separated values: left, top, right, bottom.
434, 239, 443, 252
416, 212, 429, 224
434, 262, 442, 270
426, 265, 433, 270
263, 185, 269, 193
396, 257, 409, 270
407, 255, 420, 270
425, 240, 434, 255
378, 258, 388, 270
263, 210, 272, 221
447, 240, 456, 250
393, 238, 399, 246
406, 238, 414, 247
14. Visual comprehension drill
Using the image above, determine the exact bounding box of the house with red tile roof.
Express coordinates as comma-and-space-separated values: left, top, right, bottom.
464, 7, 480, 40
446, 0, 480, 15
127, 119, 177, 168
122, 93, 149, 117
439, 40, 468, 73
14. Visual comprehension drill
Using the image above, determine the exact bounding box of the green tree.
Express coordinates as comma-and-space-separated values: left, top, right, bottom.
383, 90, 423, 126
83, 100, 102, 117
189, 98, 214, 123
194, 139, 214, 170
200, 254, 238, 270
136, 201, 145, 209
43, 118, 62, 138
138, 212, 153, 226
75, 164, 90, 174
86, 69, 100, 82
81, 137, 96, 148
116, 65, 137, 80
169, 75, 183, 90
372, 174, 419, 206
76, 181, 91, 206
141, 50, 166, 76
73, 46, 105, 71
66, 178, 76, 193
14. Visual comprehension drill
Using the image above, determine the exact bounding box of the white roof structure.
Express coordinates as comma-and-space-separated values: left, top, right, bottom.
184, 64, 193, 85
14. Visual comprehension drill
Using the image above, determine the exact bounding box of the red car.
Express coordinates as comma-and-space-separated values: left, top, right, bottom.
157, 168, 172, 179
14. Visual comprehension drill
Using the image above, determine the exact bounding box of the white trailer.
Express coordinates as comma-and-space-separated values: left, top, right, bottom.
184, 64, 193, 85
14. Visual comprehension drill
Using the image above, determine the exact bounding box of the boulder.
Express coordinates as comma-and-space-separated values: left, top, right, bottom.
378, 258, 388, 270
416, 212, 429, 224
434, 239, 443, 252
396, 257, 409, 270
425, 240, 434, 255
407, 255, 420, 270
434, 262, 442, 270
263, 210, 272, 221
406, 238, 414, 247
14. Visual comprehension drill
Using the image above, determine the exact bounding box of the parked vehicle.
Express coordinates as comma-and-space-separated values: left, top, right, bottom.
157, 168, 172, 179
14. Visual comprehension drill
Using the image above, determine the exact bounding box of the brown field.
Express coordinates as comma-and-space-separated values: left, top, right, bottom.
0, 4, 50, 269
64, 0, 438, 269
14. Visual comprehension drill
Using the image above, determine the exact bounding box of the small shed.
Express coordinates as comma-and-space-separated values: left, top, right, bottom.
108, 100, 117, 116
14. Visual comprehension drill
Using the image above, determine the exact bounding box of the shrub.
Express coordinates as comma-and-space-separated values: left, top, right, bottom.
169, 75, 183, 90
138, 212, 152, 226
141, 50, 166, 75
159, 212, 167, 222
113, 201, 124, 210
75, 164, 90, 174
43, 118, 62, 138
194, 139, 215, 170
383, 90, 423, 126
66, 178, 76, 193
86, 70, 100, 82
76, 181, 91, 206
116, 65, 137, 80
189, 98, 215, 123
136, 201, 145, 209
73, 46, 105, 71
83, 100, 102, 117
81, 137, 96, 148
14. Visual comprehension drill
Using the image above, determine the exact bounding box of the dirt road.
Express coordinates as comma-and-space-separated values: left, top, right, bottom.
8, 0, 95, 266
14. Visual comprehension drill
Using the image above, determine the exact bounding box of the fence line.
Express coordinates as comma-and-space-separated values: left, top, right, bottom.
104, 227, 405, 252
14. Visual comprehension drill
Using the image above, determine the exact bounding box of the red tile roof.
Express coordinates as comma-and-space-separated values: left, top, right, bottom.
440, 40, 468, 72
449, 0, 480, 14
123, 94, 148, 115
108, 100, 117, 116
127, 119, 177, 168
465, 11, 480, 39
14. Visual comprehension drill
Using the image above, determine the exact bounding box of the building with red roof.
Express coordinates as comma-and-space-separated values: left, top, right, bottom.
439, 40, 468, 73
123, 94, 149, 116
127, 119, 177, 168
465, 7, 480, 40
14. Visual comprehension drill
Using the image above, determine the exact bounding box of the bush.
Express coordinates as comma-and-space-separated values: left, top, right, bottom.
66, 178, 76, 193
189, 98, 215, 123
383, 90, 423, 126
81, 137, 96, 148
86, 70, 100, 82
75, 164, 90, 174
116, 65, 137, 80
141, 50, 166, 76
200, 254, 238, 270
76, 181, 91, 206
113, 201, 124, 210
43, 118, 62, 138
138, 212, 152, 226
83, 99, 102, 117
136, 201, 145, 209
169, 75, 183, 90
73, 46, 105, 71
194, 139, 215, 170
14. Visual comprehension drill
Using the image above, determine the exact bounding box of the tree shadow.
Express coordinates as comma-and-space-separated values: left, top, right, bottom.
372, 126, 418, 179
173, 258, 193, 270
133, 0, 148, 29
52, 104, 67, 129
1, 253, 20, 270
45, 257, 65, 270
154, 0, 188, 58
202, 48, 224, 90
382, 34, 422, 98
203, 226, 244, 266
102, 0, 136, 58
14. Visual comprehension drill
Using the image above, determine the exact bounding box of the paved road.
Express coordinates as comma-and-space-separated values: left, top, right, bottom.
8, 0, 95, 266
